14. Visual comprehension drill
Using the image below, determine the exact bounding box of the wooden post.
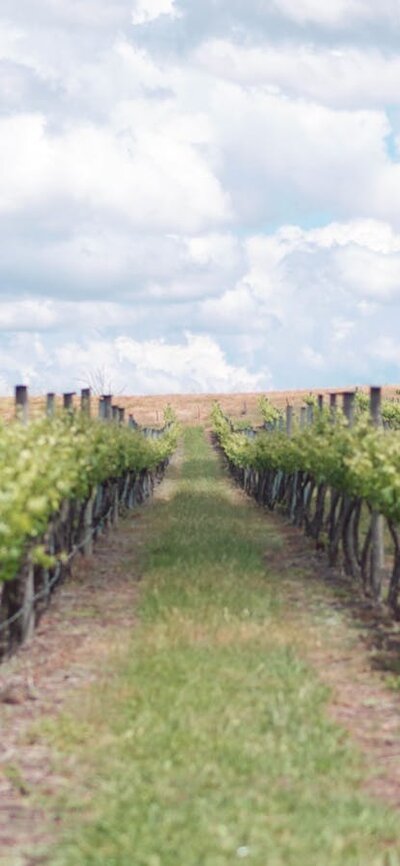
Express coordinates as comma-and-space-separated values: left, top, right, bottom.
15, 385, 28, 424
286, 405, 293, 437
98, 397, 105, 420
306, 403, 314, 426
370, 386, 382, 428
46, 392, 55, 417
300, 407, 307, 429
318, 394, 324, 412
81, 388, 91, 416
102, 395, 112, 421
63, 392, 75, 412
370, 386, 385, 596
343, 392, 355, 427
83, 489, 95, 557
21, 562, 35, 642
118, 407, 125, 425
112, 405, 119, 422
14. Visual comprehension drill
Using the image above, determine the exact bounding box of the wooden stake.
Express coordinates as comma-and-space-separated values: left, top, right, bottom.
15, 385, 28, 424
63, 392, 75, 412
81, 388, 91, 416
102, 395, 112, 421
370, 386, 382, 428
343, 392, 355, 427
286, 405, 293, 437
46, 393, 55, 417
370, 386, 385, 596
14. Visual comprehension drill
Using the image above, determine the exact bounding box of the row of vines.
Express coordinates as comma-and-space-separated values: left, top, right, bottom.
212, 398, 400, 616
0, 407, 179, 657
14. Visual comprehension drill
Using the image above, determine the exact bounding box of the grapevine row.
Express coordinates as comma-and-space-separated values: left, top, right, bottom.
212, 395, 400, 616
0, 396, 179, 657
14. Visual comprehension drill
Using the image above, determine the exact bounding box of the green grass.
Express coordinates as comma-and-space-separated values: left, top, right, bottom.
44, 428, 400, 866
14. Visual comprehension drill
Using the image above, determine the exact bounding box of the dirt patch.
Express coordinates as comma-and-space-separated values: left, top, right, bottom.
261, 511, 400, 808
0, 510, 149, 865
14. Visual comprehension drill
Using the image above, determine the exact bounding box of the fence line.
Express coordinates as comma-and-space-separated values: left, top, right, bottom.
13, 384, 169, 436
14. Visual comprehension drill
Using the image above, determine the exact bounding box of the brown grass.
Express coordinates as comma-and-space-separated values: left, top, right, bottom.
2, 384, 400, 426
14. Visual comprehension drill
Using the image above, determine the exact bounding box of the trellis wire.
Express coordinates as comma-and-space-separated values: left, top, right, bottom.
0, 505, 114, 636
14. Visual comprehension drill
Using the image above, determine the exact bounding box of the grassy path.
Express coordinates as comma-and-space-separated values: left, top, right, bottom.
44, 428, 400, 866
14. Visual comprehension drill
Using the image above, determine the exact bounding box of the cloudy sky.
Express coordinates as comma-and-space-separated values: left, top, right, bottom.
1, 0, 400, 394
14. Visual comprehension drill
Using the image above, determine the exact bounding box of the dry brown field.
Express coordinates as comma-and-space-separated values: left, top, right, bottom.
1, 384, 399, 426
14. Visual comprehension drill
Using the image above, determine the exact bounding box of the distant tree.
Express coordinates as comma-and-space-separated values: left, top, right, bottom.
76, 366, 126, 397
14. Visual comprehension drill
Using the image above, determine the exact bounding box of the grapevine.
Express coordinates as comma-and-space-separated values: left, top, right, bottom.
212, 403, 400, 522
211, 402, 400, 612
0, 413, 178, 583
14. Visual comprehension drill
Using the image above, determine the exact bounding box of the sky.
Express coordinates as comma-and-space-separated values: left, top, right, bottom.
1, 0, 400, 394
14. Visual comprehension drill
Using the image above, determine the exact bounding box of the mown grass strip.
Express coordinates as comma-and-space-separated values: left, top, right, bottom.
46, 428, 400, 866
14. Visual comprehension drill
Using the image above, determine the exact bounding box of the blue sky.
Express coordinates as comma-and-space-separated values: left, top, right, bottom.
1, 0, 400, 393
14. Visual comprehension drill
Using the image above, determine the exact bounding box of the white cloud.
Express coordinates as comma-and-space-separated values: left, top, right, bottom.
332, 318, 355, 343
0, 109, 230, 231
53, 332, 267, 394
0, 331, 269, 394
2, 0, 400, 394
0, 299, 140, 331
370, 337, 400, 365
332, 246, 400, 301
201, 81, 400, 225
193, 218, 400, 386
196, 39, 400, 110
301, 220, 400, 253
301, 346, 325, 368
272, 0, 399, 27
1, 217, 400, 392
132, 0, 180, 25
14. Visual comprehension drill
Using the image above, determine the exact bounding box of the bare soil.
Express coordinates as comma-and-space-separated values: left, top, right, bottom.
0, 515, 145, 865
261, 512, 400, 807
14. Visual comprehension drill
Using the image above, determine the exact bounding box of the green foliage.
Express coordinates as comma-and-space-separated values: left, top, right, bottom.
382, 401, 400, 430
0, 414, 178, 582
258, 395, 282, 425
212, 402, 400, 523
354, 390, 369, 415
163, 403, 177, 425
353, 389, 400, 429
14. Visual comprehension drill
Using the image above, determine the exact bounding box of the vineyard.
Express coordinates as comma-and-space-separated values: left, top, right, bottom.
212, 387, 400, 617
0, 386, 178, 658
4, 386, 400, 865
